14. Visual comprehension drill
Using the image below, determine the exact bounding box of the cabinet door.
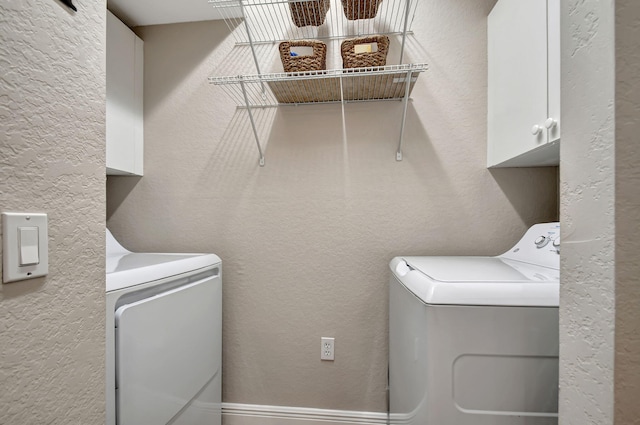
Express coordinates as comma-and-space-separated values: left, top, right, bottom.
106, 11, 143, 176
547, 0, 560, 144
487, 0, 550, 167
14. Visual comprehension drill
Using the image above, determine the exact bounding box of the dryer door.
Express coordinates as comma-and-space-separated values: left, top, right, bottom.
115, 272, 221, 425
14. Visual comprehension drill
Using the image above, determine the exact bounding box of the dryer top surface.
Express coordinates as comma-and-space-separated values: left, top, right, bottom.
106, 229, 220, 292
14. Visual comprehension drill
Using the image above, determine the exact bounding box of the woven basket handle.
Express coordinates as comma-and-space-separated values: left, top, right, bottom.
285, 41, 324, 58
345, 36, 389, 55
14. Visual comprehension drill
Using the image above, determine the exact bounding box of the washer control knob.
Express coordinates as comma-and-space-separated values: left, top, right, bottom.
535, 236, 549, 248
553, 237, 560, 247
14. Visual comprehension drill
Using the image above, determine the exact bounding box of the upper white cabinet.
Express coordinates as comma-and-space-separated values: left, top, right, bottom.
106, 10, 144, 176
487, 0, 560, 168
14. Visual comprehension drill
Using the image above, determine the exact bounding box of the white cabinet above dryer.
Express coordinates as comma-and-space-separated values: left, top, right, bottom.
486, 0, 560, 168
106, 10, 144, 176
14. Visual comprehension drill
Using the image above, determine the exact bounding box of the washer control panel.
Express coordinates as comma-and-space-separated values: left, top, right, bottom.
500, 222, 560, 270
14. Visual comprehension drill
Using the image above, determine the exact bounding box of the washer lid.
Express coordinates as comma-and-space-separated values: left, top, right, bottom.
390, 256, 559, 307
404, 256, 558, 283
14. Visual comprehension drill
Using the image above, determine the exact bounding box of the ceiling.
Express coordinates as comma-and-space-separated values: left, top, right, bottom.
107, 0, 229, 27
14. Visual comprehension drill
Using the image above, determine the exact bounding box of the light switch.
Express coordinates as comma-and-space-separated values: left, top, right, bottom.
19, 226, 40, 266
2, 212, 48, 283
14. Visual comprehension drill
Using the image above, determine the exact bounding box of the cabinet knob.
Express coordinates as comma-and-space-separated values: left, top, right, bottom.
545, 118, 557, 129
531, 124, 543, 135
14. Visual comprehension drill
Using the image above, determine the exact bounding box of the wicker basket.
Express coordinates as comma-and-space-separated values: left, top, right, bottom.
341, 36, 390, 69
288, 0, 330, 27
341, 0, 383, 20
279, 40, 327, 73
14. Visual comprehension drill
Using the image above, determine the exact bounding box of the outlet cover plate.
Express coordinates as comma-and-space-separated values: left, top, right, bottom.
321, 337, 334, 361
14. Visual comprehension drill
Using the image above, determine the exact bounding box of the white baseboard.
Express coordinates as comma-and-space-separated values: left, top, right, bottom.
222, 403, 388, 425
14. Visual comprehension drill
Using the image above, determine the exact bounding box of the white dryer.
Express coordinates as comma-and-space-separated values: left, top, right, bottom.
106, 229, 222, 425
389, 222, 560, 425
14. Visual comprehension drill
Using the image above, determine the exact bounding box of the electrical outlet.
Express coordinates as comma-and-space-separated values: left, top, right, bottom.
321, 337, 335, 361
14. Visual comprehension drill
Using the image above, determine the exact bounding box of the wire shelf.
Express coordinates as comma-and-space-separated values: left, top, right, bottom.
209, 0, 418, 45
209, 63, 426, 107
206, 0, 424, 165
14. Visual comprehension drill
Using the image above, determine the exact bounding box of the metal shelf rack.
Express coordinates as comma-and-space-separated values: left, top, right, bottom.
208, 0, 425, 166
210, 0, 418, 43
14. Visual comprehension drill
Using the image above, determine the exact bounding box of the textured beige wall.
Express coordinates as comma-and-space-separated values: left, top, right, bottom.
615, 0, 640, 423
0, 1, 106, 423
106, 0, 558, 412
559, 0, 615, 424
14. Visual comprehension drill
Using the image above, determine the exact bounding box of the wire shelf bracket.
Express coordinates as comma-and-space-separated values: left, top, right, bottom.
210, 64, 426, 165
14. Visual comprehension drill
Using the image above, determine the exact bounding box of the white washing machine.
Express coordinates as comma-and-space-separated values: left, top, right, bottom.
106, 229, 222, 425
389, 222, 560, 425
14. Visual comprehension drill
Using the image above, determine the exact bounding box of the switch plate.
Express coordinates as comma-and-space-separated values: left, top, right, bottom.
2, 212, 48, 283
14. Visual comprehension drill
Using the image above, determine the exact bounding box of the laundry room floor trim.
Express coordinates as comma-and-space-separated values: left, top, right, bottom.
222, 403, 388, 425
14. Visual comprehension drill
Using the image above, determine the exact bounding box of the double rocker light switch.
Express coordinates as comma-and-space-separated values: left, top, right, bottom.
2, 212, 48, 283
